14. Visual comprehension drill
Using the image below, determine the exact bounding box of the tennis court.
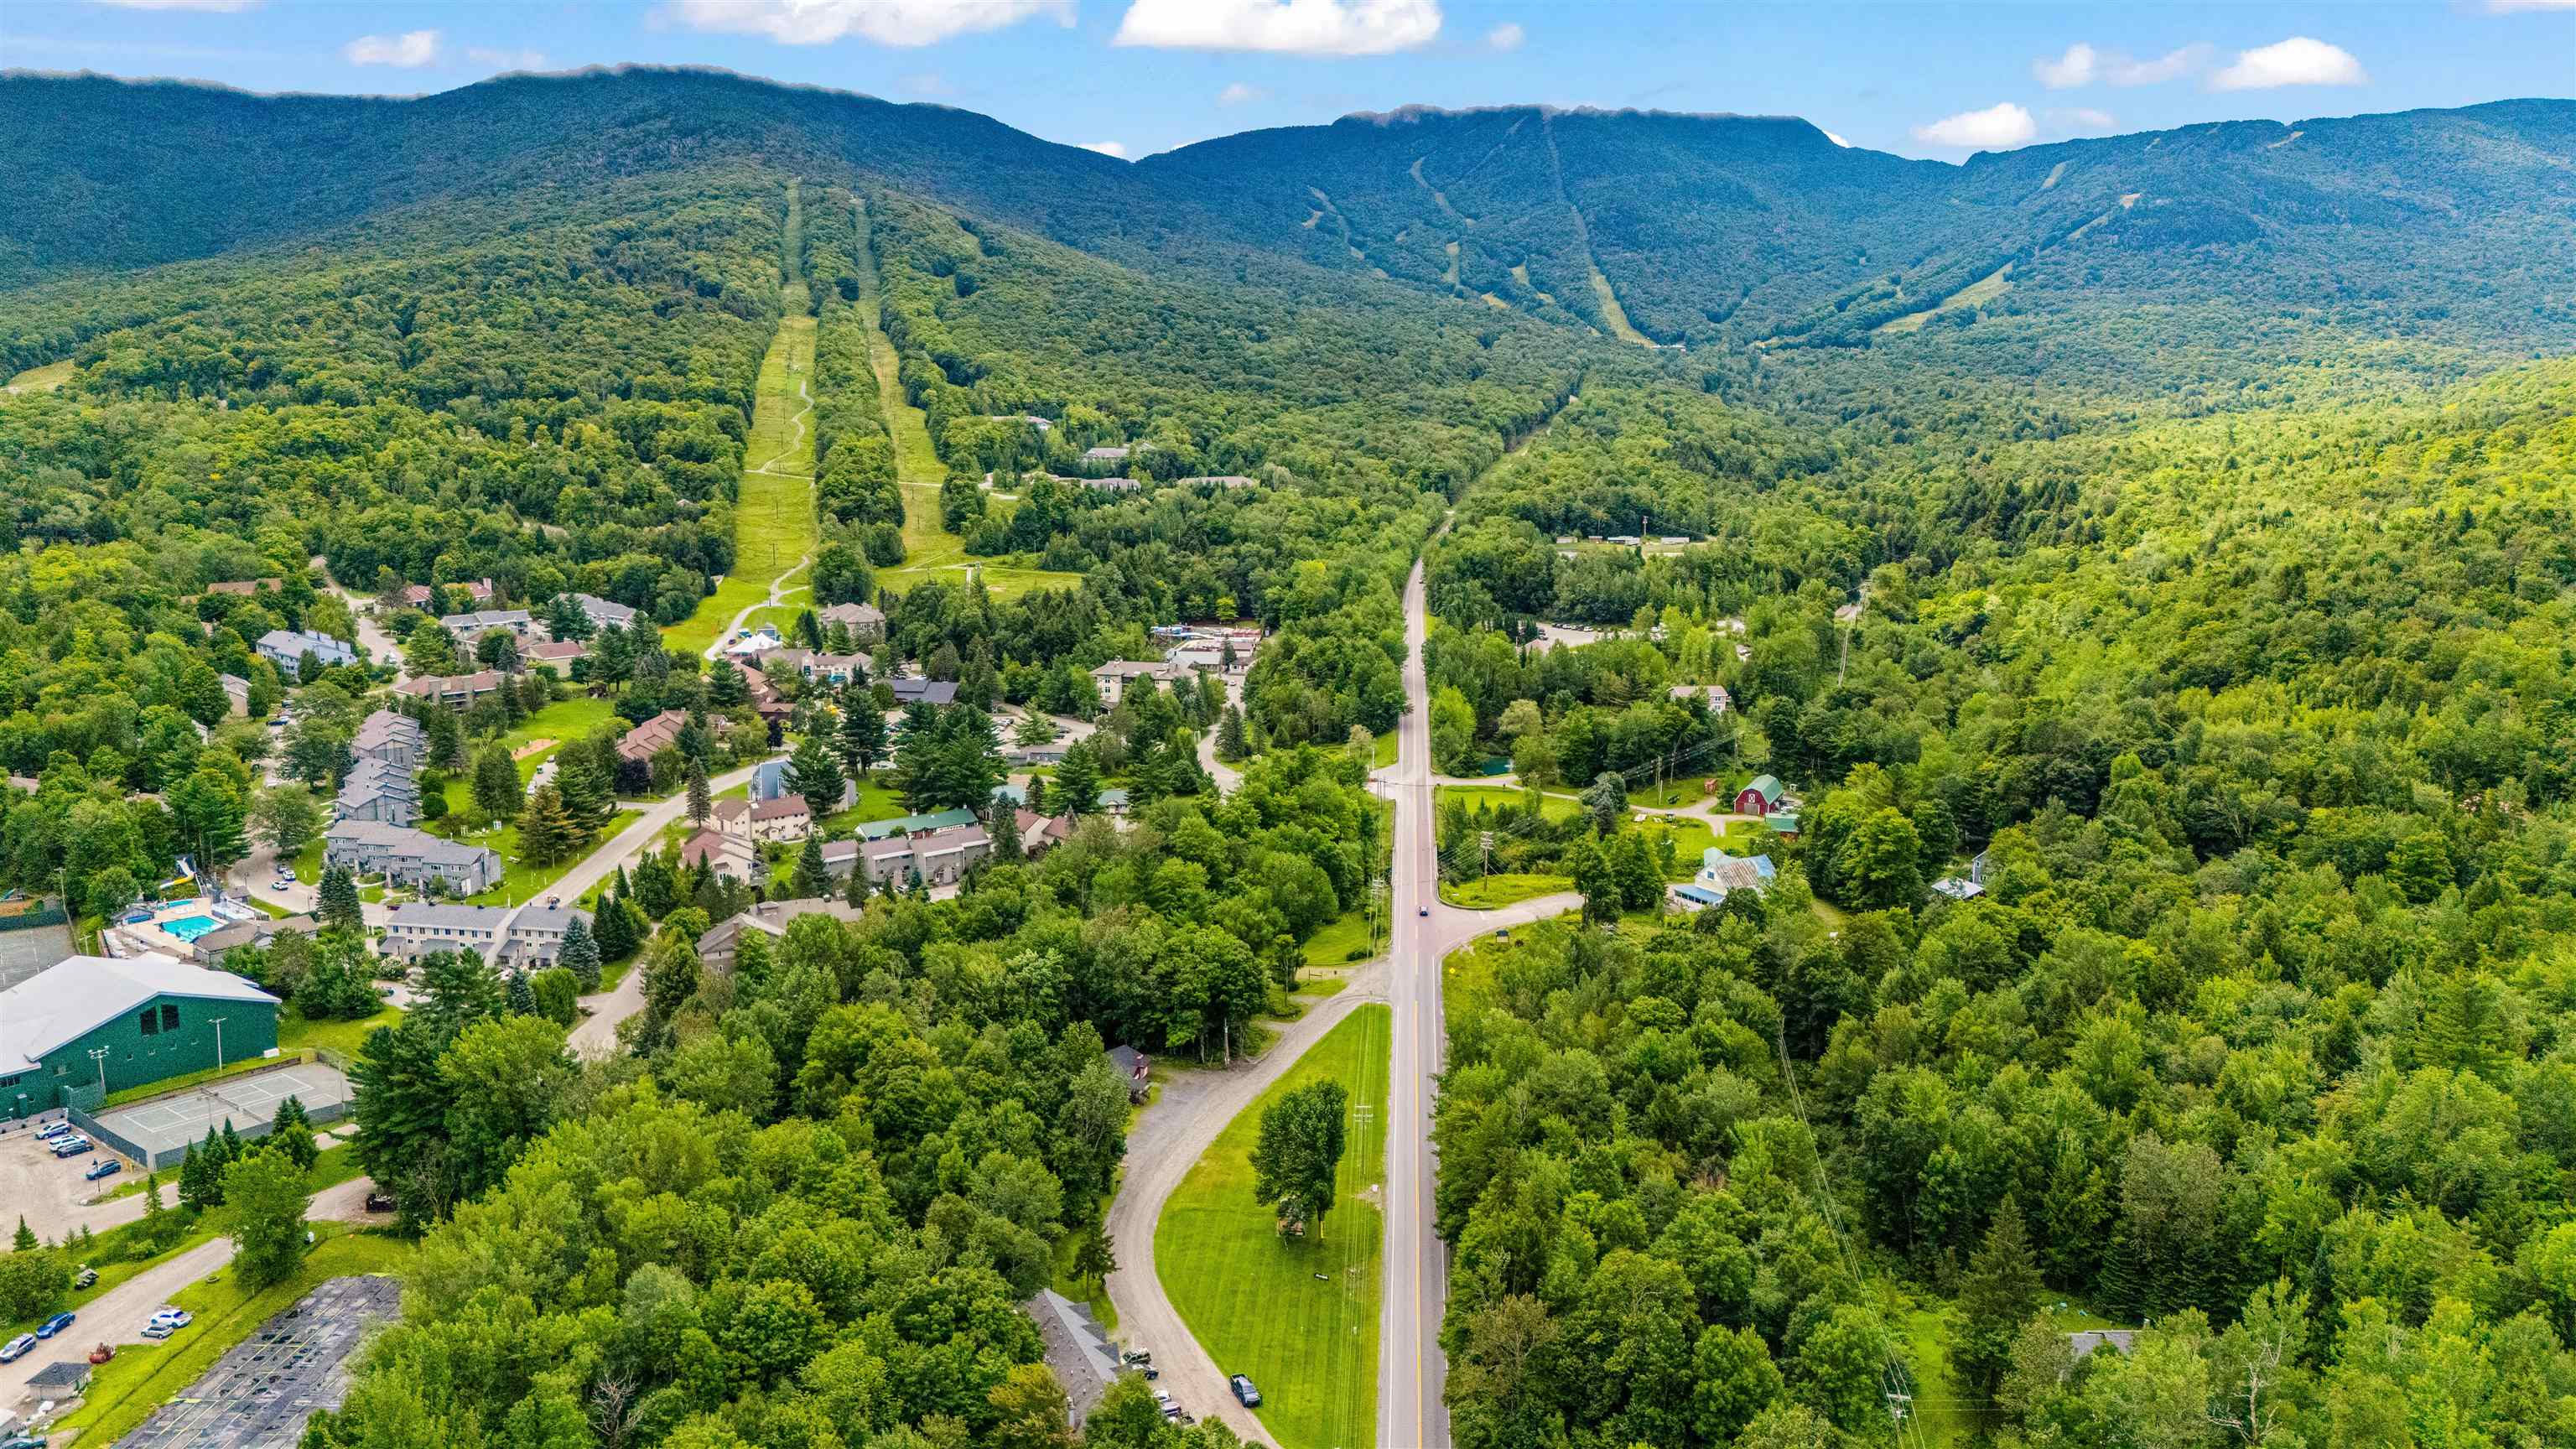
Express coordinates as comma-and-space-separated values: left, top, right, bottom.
86, 1062, 352, 1167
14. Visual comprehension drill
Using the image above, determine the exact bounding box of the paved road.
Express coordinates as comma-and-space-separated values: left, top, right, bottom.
532, 755, 776, 1057
0, 1174, 387, 1410
1376, 557, 1581, 1449
1102, 963, 1390, 1445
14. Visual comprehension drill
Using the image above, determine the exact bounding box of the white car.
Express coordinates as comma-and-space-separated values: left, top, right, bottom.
141, 1307, 192, 1338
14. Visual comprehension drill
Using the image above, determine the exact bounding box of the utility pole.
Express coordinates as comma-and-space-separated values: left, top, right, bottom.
89, 1046, 109, 1104
210, 1016, 228, 1074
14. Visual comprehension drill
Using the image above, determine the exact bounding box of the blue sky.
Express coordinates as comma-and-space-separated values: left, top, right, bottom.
5, 1, 2569, 161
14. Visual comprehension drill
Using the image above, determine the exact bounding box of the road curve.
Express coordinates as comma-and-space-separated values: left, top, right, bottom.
491, 755, 779, 1058
1102, 963, 1390, 1445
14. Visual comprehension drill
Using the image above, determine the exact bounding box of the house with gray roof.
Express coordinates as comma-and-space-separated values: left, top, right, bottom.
1024, 1289, 1125, 1426
324, 821, 500, 896
335, 758, 420, 826
569, 593, 638, 631
351, 709, 427, 771
382, 901, 591, 966
438, 608, 537, 641
257, 628, 360, 672
395, 671, 506, 711
815, 601, 885, 632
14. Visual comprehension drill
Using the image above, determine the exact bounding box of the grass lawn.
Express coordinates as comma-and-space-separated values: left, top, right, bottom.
1157, 1005, 1389, 1449
1295, 969, 1353, 998
665, 293, 820, 657
1301, 907, 1379, 969
278, 1002, 402, 1059
1434, 784, 1578, 820
3, 357, 75, 396
1373, 730, 1399, 769
1441, 873, 1572, 909
289, 837, 324, 885
1626, 779, 1718, 811
54, 1228, 413, 1447
1638, 815, 1720, 877
450, 809, 641, 906
497, 695, 623, 777
813, 772, 911, 835
1, 1223, 224, 1337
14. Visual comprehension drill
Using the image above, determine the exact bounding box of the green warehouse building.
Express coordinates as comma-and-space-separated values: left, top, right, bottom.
0, 951, 278, 1118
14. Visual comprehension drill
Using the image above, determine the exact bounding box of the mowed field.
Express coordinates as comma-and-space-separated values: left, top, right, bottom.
665, 287, 820, 657
856, 250, 1080, 602
1156, 1004, 1391, 1449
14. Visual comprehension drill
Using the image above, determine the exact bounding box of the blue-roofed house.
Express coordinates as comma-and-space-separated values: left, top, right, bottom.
752, 759, 792, 802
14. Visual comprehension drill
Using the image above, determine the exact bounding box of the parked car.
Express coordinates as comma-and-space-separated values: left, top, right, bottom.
35, 1120, 72, 1140
1121, 1349, 1152, 1366
0, 1332, 34, 1362
1418, 906, 1429, 917
364, 1192, 397, 1213
84, 1157, 121, 1182
74, 1265, 97, 1289
35, 1311, 75, 1339
50, 1137, 93, 1158
1230, 1374, 1262, 1407
148, 1308, 191, 1329
5, 1433, 50, 1449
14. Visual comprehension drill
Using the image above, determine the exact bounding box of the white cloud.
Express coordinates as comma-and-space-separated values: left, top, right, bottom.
2107, 44, 2209, 85
1484, 21, 1522, 51
901, 70, 949, 94
669, 0, 1073, 48
2036, 40, 2211, 89
1217, 81, 1268, 105
2054, 106, 2118, 133
466, 46, 549, 71
344, 29, 441, 66
2033, 42, 2095, 88
1913, 101, 2036, 151
2487, 0, 2576, 10
86, 0, 258, 10
2209, 36, 2366, 91
1822, 129, 1852, 148
1113, 0, 1441, 55
1078, 140, 1130, 158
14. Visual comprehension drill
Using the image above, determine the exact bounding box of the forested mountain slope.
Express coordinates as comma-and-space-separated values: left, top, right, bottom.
1145, 99, 2576, 357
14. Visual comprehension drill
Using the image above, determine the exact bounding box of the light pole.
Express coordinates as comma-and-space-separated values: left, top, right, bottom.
210, 1016, 228, 1074
89, 1045, 109, 1104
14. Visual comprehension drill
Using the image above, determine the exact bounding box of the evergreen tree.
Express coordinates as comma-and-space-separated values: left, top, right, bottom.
844, 858, 872, 906
838, 686, 887, 776
1569, 838, 1621, 925
786, 731, 845, 815
558, 915, 602, 992
790, 836, 830, 900
707, 660, 748, 708
591, 897, 638, 965
318, 865, 362, 934
470, 740, 523, 819
554, 740, 613, 831
178, 1141, 216, 1213
993, 810, 1025, 862
506, 969, 538, 1017
268, 1095, 320, 1172
1216, 704, 1249, 763
140, 1171, 174, 1252
517, 785, 577, 867
1954, 1198, 2044, 1398
686, 759, 711, 828
1054, 741, 1103, 818
11, 1217, 34, 1252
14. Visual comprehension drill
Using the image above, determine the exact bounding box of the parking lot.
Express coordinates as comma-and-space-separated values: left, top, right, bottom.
0, 1119, 144, 1242
112, 1274, 401, 1448
87, 1063, 351, 1170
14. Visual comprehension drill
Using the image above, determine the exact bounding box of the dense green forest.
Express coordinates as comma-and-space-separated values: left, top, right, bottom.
5, 65, 2576, 1449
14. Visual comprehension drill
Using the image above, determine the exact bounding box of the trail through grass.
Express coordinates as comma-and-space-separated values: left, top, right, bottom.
851, 204, 1080, 601
1157, 1005, 1390, 1449
664, 181, 820, 657
3, 358, 74, 397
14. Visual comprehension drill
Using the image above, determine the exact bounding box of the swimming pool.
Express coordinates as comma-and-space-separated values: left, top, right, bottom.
158, 914, 221, 943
